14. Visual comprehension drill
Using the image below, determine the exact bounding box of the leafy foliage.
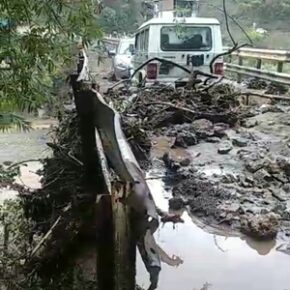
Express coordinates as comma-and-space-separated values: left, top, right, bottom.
98, 0, 139, 33
0, 0, 102, 129
237, 0, 290, 20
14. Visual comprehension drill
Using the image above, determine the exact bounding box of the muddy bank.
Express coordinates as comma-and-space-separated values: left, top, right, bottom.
107, 83, 290, 240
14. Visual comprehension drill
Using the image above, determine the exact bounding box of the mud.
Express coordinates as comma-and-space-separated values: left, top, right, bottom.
107, 81, 290, 241
137, 170, 290, 290
165, 106, 290, 240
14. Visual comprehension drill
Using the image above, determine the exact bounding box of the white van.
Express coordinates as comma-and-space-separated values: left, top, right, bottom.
132, 11, 224, 84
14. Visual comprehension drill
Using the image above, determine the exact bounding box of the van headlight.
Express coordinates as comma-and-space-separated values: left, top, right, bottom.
116, 62, 128, 70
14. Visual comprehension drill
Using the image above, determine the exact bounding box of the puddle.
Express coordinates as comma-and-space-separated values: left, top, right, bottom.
137, 171, 290, 290
0, 162, 43, 204
15, 161, 42, 189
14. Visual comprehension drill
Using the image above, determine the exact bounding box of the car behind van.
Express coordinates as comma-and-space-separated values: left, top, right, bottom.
132, 11, 223, 84
112, 37, 135, 80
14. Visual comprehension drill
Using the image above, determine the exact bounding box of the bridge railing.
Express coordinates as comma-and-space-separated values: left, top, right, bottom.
225, 47, 290, 85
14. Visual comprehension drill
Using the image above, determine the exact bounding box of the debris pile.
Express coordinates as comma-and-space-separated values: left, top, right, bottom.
22, 110, 84, 232
107, 82, 290, 241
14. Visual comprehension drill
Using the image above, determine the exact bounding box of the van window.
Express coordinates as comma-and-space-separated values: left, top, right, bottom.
135, 33, 140, 50
144, 29, 149, 51
161, 26, 212, 51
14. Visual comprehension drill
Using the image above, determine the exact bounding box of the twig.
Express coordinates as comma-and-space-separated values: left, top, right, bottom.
29, 204, 71, 259
209, 43, 248, 74
223, 0, 236, 46
208, 3, 253, 46
200, 76, 224, 92
7, 159, 42, 170
213, 235, 227, 253
151, 101, 196, 114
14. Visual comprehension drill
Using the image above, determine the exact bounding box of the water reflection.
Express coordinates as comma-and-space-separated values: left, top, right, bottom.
137, 174, 290, 290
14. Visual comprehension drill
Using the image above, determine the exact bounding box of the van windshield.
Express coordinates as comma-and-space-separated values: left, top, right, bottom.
161, 26, 212, 51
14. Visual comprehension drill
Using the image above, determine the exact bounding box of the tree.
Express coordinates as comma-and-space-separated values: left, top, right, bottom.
237, 0, 290, 20
98, 0, 140, 34
0, 0, 102, 130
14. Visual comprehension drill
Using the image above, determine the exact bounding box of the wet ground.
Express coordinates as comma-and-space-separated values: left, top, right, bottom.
94, 58, 290, 289
137, 168, 290, 290
0, 119, 54, 163
1, 113, 290, 290
0, 120, 54, 202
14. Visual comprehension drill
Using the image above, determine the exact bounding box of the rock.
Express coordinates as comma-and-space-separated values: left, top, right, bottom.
218, 142, 233, 154
240, 213, 280, 240
206, 137, 221, 143
214, 123, 229, 138
221, 173, 237, 184
162, 152, 180, 171
232, 137, 248, 147
179, 158, 191, 167
276, 156, 290, 176
245, 161, 265, 173
241, 118, 258, 128
169, 197, 185, 211
192, 119, 214, 139
259, 104, 284, 114
173, 135, 188, 148
253, 168, 273, 183
270, 188, 287, 202
173, 132, 198, 148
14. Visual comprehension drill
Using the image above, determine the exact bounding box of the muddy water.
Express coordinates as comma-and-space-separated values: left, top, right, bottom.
0, 125, 51, 202
137, 170, 290, 290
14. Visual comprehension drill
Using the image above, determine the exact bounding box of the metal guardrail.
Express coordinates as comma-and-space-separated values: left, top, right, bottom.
225, 47, 290, 85
226, 63, 290, 85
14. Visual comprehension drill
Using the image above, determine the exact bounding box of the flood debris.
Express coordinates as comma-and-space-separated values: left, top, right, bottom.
106, 80, 290, 242
241, 213, 280, 240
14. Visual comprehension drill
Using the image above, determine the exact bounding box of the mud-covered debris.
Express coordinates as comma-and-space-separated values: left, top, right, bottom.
213, 123, 229, 138
169, 197, 185, 211
206, 137, 221, 143
121, 116, 151, 169
246, 78, 268, 90
259, 104, 284, 114
232, 136, 248, 147
241, 213, 280, 240
266, 83, 288, 95
276, 156, 290, 176
179, 158, 191, 167
192, 119, 214, 139
173, 131, 198, 148
218, 142, 233, 154
162, 152, 180, 171
241, 118, 258, 128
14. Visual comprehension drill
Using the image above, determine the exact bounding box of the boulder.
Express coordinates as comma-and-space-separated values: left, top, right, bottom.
218, 142, 233, 154
192, 119, 214, 139
240, 213, 280, 240
169, 197, 185, 211
232, 137, 248, 147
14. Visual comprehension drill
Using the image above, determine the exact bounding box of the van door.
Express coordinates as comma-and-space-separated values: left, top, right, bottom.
158, 25, 221, 80
133, 29, 149, 78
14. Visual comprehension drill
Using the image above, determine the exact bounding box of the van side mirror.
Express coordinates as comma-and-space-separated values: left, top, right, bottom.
108, 49, 116, 57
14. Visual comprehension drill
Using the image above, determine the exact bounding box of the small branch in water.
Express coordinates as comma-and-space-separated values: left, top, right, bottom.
213, 235, 227, 253
7, 159, 42, 170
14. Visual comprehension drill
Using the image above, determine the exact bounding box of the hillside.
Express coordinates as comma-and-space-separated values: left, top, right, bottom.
199, 0, 290, 49
101, 0, 290, 49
